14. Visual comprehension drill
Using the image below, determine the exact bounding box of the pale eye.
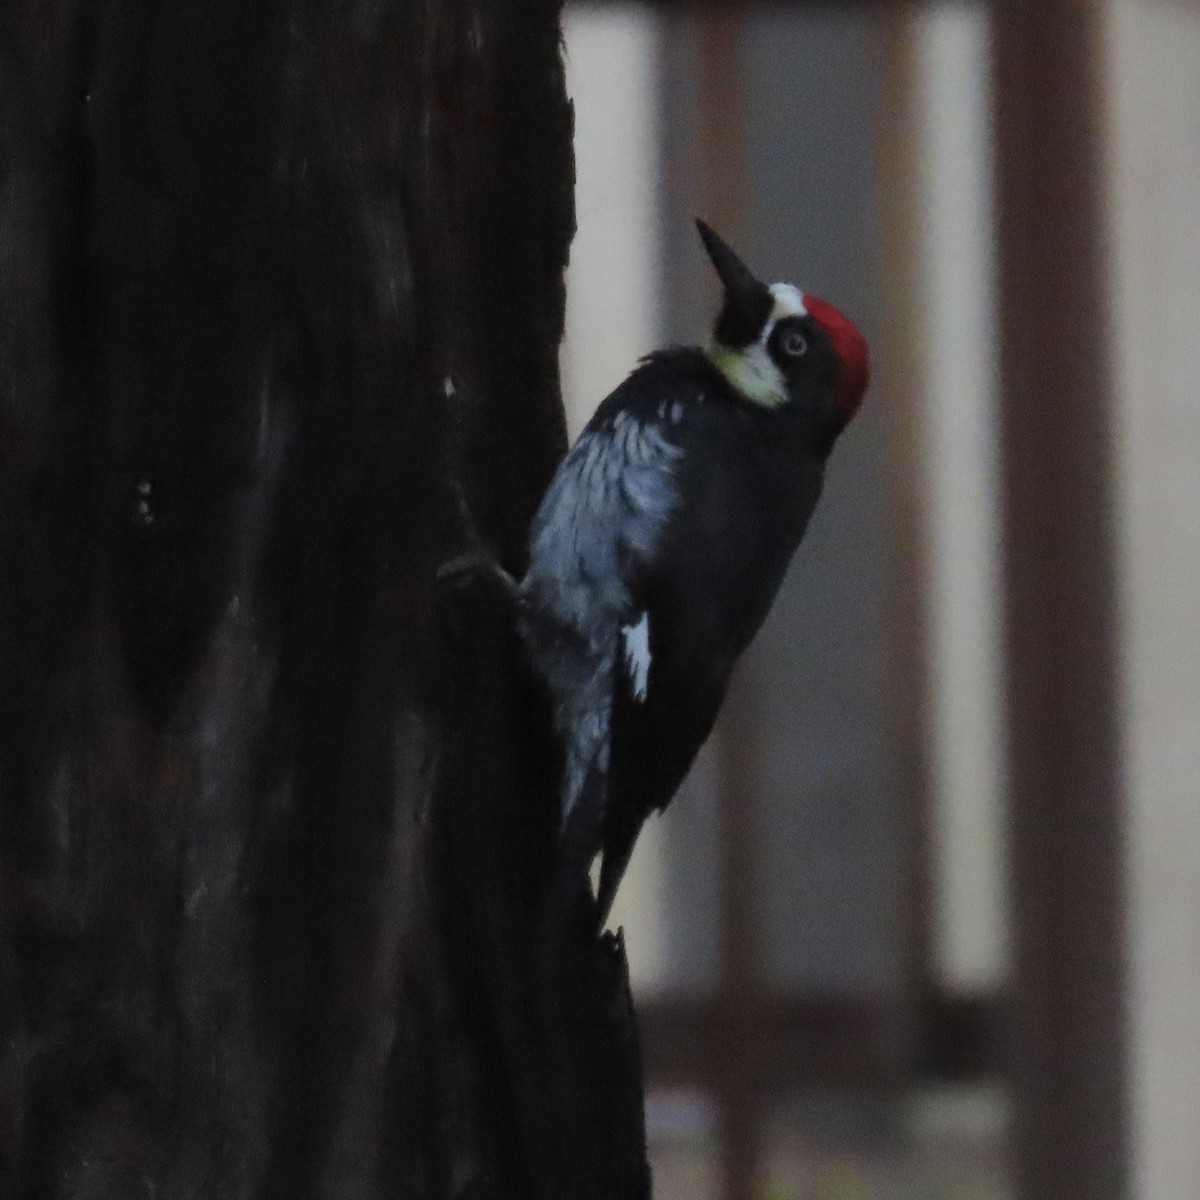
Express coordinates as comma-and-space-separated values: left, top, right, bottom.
781, 330, 808, 358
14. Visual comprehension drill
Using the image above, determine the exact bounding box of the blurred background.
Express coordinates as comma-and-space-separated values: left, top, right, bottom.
559, 3, 1200, 1199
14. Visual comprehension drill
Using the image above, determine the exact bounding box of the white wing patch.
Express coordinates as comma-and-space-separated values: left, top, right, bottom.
621, 611, 651, 702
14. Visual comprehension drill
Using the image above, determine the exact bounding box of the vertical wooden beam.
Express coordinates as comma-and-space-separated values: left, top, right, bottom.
695, 13, 761, 1200
990, 4, 1130, 1197
700, 13, 756, 1006
876, 4, 936, 1014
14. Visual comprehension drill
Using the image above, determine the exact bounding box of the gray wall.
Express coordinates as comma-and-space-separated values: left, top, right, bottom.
656, 7, 902, 991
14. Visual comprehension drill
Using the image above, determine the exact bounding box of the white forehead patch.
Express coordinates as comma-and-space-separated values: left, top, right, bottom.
769, 283, 807, 321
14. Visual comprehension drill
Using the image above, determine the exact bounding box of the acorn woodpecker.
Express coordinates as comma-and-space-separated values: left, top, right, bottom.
518, 219, 869, 929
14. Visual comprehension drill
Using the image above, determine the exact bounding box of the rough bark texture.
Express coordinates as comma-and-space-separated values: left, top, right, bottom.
0, 2, 648, 1197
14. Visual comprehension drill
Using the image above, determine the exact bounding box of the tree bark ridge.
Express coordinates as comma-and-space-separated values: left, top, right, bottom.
0, 2, 648, 1197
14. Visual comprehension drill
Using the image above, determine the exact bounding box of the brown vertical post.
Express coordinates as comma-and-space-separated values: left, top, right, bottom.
991, 4, 1130, 1198
876, 5, 937, 1016
696, 12, 762, 1200
701, 0, 756, 1008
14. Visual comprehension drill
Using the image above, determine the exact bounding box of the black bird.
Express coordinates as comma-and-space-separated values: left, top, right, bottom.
518, 219, 870, 928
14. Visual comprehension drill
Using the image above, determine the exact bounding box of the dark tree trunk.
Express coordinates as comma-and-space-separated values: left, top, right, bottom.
0, 2, 649, 1197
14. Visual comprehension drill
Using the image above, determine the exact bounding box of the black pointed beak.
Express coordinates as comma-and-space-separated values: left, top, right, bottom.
696, 218, 773, 348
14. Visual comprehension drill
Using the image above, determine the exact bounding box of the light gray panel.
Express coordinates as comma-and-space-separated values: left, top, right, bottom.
654, 12, 720, 990
742, 7, 899, 989
654, 7, 902, 992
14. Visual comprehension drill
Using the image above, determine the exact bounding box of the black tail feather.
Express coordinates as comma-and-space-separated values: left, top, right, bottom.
594, 803, 642, 931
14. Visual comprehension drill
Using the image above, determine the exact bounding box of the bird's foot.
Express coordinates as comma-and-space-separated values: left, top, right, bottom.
435, 549, 520, 642
436, 550, 518, 601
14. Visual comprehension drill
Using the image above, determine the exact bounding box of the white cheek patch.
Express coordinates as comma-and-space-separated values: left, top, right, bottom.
620, 611, 651, 702
705, 281, 808, 408
717, 343, 786, 408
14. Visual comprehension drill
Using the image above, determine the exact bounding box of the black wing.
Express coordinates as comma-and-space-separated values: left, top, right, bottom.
592, 362, 824, 924
595, 609, 729, 924
593, 408, 755, 926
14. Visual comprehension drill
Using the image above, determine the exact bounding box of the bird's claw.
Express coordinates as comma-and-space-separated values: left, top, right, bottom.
436, 551, 518, 598
435, 553, 521, 649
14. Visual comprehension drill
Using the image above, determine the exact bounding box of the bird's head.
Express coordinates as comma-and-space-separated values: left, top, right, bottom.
696, 219, 869, 444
